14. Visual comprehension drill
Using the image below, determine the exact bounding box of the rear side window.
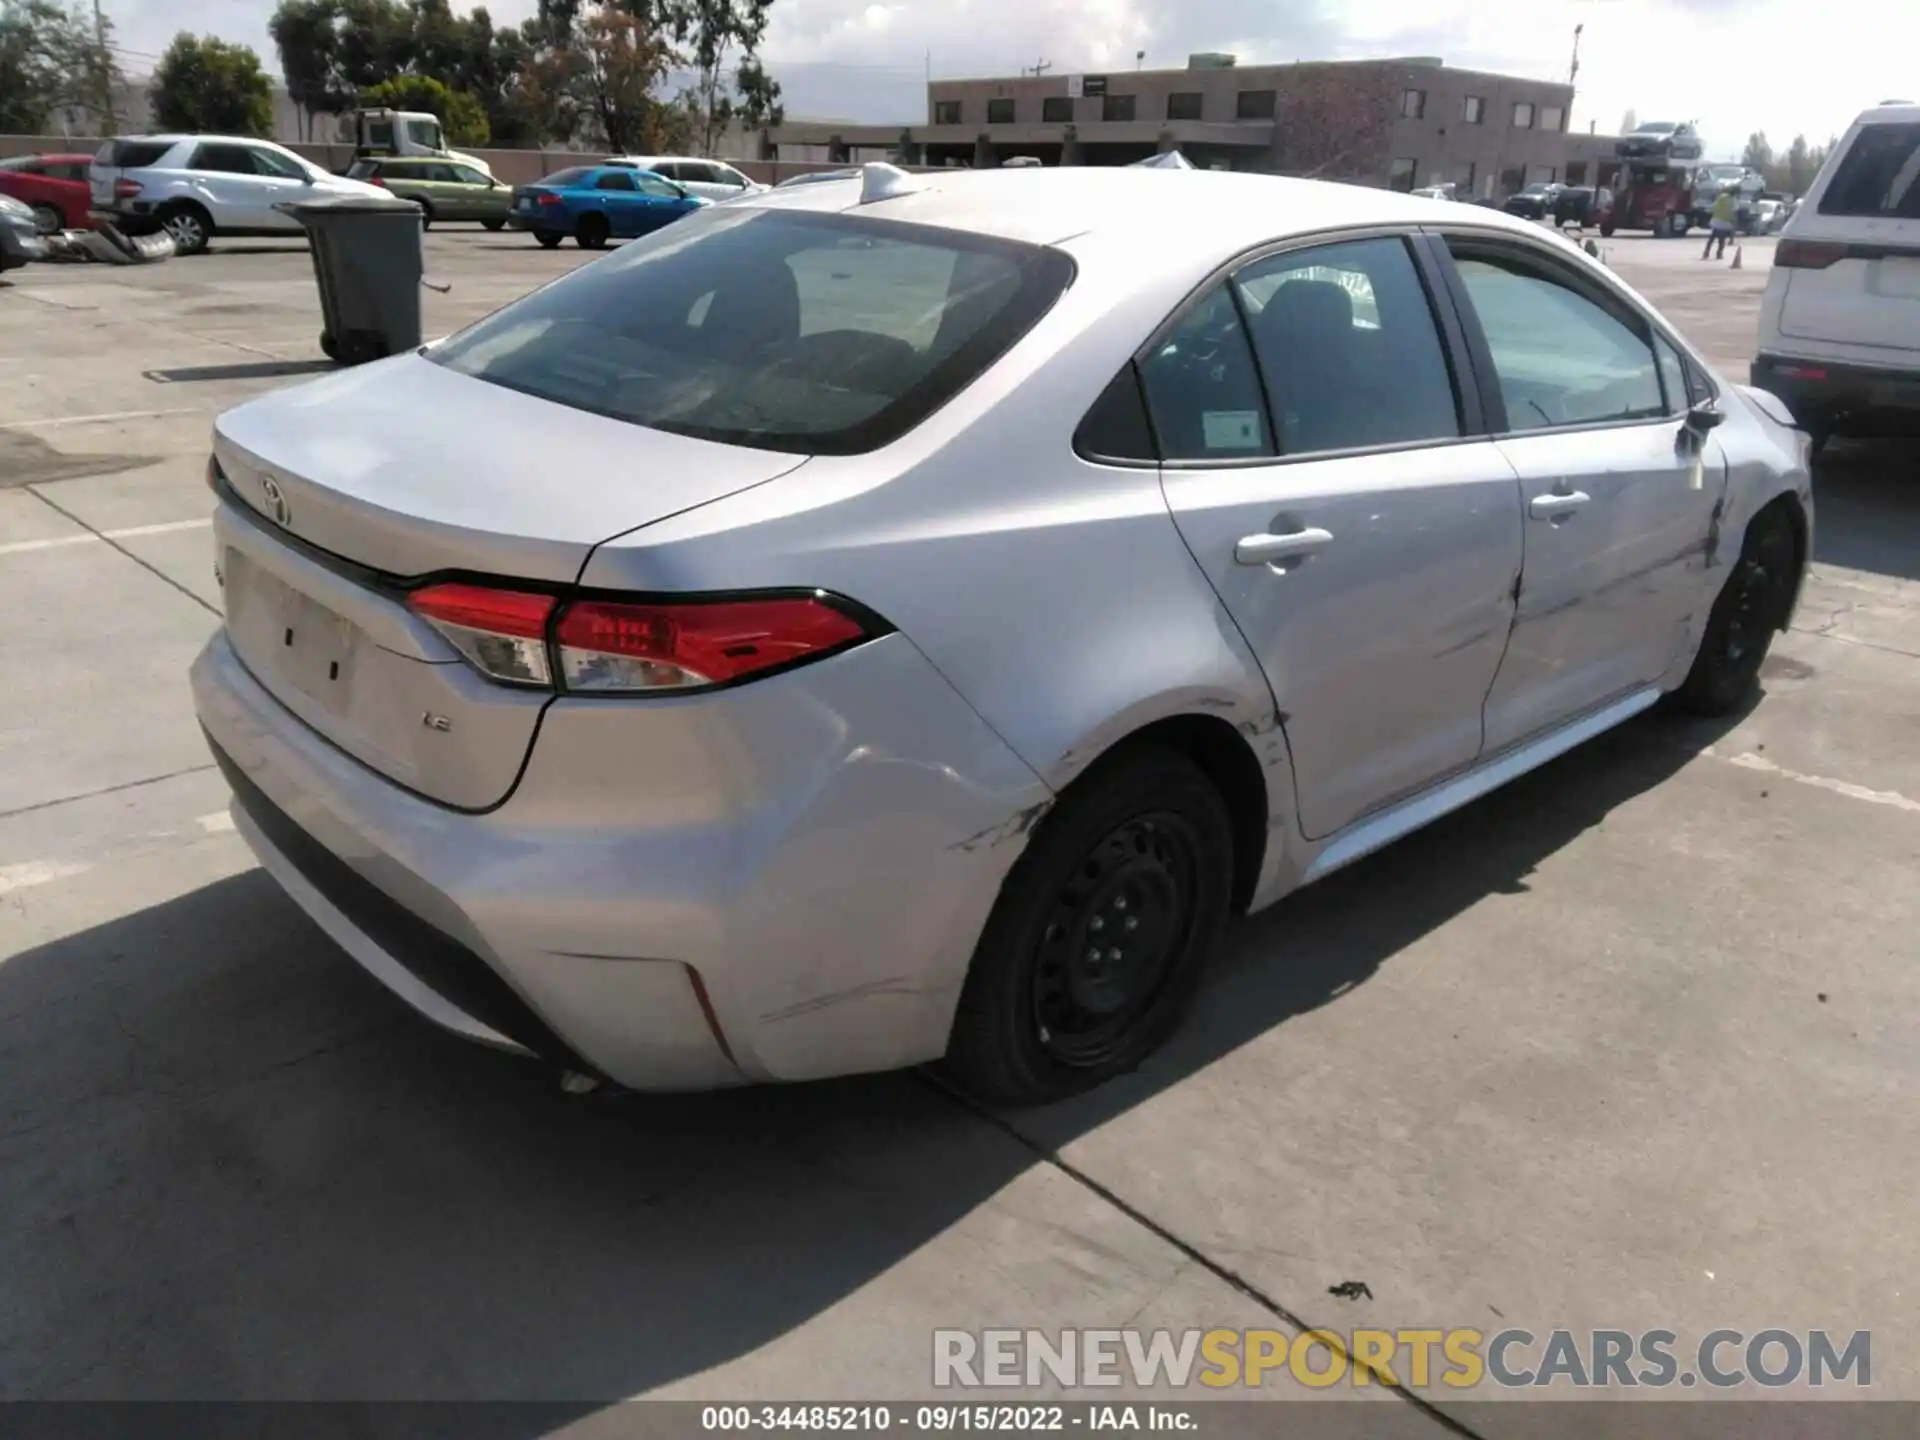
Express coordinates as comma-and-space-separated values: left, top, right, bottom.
347, 160, 381, 178
1138, 284, 1275, 461
595, 171, 636, 191
1448, 246, 1664, 431
1233, 237, 1460, 455
432, 209, 1074, 455
1819, 123, 1920, 219
102, 140, 173, 168
538, 167, 591, 187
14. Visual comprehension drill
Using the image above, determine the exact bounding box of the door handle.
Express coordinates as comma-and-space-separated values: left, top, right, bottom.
1528, 490, 1592, 519
1234, 527, 1335, 566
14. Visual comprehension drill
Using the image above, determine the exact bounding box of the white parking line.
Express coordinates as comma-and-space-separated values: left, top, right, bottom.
0, 407, 205, 431
197, 811, 236, 834
0, 517, 213, 557
0, 859, 90, 896
1713, 749, 1920, 815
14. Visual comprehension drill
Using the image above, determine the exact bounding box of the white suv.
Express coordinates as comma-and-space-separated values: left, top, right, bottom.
89, 135, 387, 255
600, 155, 765, 202
1752, 103, 1920, 448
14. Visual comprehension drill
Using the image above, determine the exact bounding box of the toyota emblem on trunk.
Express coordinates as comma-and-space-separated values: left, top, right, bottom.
260, 476, 291, 528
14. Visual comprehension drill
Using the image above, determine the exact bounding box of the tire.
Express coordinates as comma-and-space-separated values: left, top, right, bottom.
482, 218, 504, 231
30, 204, 62, 236
944, 745, 1233, 1106
1669, 506, 1801, 716
575, 212, 610, 249
158, 202, 211, 255
414, 199, 434, 231
534, 229, 563, 249
320, 330, 339, 362
1599, 222, 1616, 238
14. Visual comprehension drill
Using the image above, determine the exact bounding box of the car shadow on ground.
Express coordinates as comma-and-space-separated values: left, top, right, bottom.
1811, 438, 1920, 583
0, 700, 1757, 1416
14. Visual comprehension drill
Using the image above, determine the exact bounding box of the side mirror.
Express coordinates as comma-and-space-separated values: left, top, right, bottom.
1686, 399, 1726, 434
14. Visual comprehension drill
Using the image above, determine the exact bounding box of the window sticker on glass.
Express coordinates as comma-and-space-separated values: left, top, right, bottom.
1203, 410, 1265, 450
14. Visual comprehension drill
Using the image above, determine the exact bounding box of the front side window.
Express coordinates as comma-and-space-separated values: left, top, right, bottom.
1820, 123, 1920, 219
1652, 333, 1689, 415
405, 118, 442, 149
453, 165, 491, 185
250, 147, 311, 180
1449, 246, 1664, 430
1234, 237, 1460, 456
432, 209, 1073, 455
192, 144, 254, 174
1138, 283, 1274, 461
347, 160, 381, 179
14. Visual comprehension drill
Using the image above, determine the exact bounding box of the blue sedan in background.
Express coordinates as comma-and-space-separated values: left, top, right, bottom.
508, 165, 708, 250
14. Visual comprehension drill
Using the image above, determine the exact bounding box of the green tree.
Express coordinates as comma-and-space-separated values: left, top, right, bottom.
1741, 130, 1772, 175
359, 72, 490, 144
268, 0, 351, 139
150, 33, 274, 136
574, 4, 680, 152
667, 0, 780, 153
0, 0, 122, 133
335, 0, 413, 91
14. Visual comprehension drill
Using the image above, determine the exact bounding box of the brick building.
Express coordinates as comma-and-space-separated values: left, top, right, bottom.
767, 54, 1621, 199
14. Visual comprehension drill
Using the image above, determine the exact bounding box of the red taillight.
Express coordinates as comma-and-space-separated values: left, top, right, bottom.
555, 596, 872, 693
113, 178, 141, 198
1775, 362, 1828, 381
536, 192, 563, 206
407, 584, 878, 694
1776, 239, 1847, 270
368, 176, 389, 188
408, 582, 557, 687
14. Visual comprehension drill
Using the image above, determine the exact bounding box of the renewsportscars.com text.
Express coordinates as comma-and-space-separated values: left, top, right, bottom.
933, 1327, 1872, 1390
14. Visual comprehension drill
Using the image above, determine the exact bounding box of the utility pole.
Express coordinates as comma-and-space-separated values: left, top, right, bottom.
92, 0, 116, 136
1021, 59, 1052, 79
1569, 22, 1584, 87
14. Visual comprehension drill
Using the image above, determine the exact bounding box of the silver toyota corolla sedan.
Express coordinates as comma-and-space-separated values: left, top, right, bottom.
192, 166, 1813, 1104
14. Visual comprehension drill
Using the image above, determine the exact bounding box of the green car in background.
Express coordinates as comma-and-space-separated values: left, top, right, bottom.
344, 157, 512, 229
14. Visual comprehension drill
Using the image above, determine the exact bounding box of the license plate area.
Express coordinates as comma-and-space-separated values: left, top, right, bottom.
224, 547, 365, 714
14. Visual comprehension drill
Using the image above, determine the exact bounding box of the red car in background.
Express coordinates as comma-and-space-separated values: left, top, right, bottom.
0, 153, 96, 233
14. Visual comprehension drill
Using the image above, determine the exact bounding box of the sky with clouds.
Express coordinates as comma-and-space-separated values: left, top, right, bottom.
107, 0, 1909, 159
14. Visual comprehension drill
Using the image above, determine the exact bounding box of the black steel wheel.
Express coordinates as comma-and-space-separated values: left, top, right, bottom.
1670, 505, 1801, 716
534, 229, 563, 249
946, 745, 1232, 1105
576, 212, 610, 249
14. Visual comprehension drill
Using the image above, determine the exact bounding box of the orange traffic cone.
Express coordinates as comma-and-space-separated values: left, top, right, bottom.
1730, 244, 1744, 270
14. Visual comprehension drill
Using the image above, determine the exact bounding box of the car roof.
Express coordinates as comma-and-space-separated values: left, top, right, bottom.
730, 166, 1554, 251
1856, 102, 1920, 125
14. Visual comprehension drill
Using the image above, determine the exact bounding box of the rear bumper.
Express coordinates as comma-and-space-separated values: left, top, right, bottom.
191, 625, 1046, 1091
1750, 352, 1920, 432
506, 212, 555, 232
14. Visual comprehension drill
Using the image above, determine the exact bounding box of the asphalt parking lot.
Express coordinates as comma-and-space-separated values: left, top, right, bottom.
2, 227, 1917, 1424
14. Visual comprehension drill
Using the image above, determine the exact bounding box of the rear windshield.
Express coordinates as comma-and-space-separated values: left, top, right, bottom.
1820, 123, 1920, 219
432, 208, 1074, 455
536, 167, 592, 188
98, 140, 173, 169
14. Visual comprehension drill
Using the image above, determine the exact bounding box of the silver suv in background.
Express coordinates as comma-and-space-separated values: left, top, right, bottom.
600, 155, 765, 201
89, 135, 387, 255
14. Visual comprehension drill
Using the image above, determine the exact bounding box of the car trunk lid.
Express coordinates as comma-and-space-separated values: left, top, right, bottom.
212, 354, 807, 808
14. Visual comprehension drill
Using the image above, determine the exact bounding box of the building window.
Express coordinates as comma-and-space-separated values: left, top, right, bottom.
1463, 95, 1485, 124
1463, 161, 1477, 193
1565, 160, 1586, 185
1511, 101, 1535, 129
1540, 105, 1565, 132
1168, 92, 1203, 121
1042, 95, 1073, 123
1389, 157, 1418, 192
1102, 93, 1136, 122
986, 98, 1014, 124
1236, 89, 1276, 120
1401, 89, 1426, 120
933, 100, 961, 125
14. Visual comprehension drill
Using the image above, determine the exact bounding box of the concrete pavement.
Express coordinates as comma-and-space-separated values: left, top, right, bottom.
1, 229, 1915, 1422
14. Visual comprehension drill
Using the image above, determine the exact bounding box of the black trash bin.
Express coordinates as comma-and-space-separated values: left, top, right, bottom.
276, 195, 424, 365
